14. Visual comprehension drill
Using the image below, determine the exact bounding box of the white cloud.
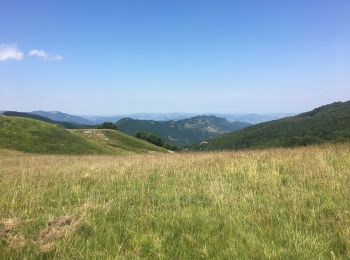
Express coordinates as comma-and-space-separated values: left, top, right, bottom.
29, 49, 63, 61
0, 44, 24, 61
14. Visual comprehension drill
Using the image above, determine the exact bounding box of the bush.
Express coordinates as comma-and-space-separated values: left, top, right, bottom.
163, 143, 179, 151
135, 132, 164, 147
97, 122, 118, 131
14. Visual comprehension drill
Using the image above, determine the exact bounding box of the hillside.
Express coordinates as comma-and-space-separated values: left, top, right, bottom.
116, 115, 250, 146
0, 116, 167, 154
202, 101, 350, 150
72, 129, 167, 154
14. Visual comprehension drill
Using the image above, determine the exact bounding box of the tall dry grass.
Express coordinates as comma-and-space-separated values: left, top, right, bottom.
0, 144, 350, 258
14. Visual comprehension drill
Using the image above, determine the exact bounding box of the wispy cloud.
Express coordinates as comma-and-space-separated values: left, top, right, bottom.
0, 44, 24, 61
29, 49, 63, 61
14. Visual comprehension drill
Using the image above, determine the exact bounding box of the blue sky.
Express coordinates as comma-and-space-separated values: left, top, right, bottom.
1, 0, 349, 115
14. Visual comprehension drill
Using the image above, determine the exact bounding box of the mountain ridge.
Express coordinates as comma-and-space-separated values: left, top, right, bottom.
116, 115, 250, 146
82, 113, 291, 124
30, 110, 94, 125
2, 111, 95, 129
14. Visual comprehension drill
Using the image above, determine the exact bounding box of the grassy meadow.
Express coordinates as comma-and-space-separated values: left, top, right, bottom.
1, 144, 350, 259
0, 116, 167, 155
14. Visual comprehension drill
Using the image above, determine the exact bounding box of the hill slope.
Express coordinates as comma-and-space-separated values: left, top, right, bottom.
72, 129, 167, 154
0, 116, 167, 154
116, 115, 250, 146
203, 101, 350, 150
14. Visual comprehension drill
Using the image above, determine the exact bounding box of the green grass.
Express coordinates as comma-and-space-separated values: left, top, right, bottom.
73, 129, 167, 154
0, 144, 350, 258
0, 116, 167, 155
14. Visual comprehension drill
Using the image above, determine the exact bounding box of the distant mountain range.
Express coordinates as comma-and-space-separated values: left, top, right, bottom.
81, 113, 196, 124
0, 110, 291, 125
200, 101, 350, 150
82, 113, 291, 124
2, 111, 96, 129
116, 115, 250, 146
212, 113, 294, 124
30, 110, 94, 125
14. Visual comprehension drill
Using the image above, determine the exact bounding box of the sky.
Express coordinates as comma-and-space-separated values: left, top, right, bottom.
0, 0, 349, 115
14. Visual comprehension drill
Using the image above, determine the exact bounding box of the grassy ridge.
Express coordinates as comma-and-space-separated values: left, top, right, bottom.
203, 101, 350, 150
1, 144, 349, 258
0, 116, 103, 154
73, 129, 167, 154
0, 116, 167, 155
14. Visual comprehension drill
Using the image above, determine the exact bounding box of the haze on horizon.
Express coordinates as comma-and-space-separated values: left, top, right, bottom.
1, 0, 349, 115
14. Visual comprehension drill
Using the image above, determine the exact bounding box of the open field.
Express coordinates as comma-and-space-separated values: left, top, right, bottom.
1, 144, 350, 259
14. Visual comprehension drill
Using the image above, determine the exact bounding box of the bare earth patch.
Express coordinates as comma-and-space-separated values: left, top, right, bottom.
0, 218, 26, 249
37, 216, 81, 253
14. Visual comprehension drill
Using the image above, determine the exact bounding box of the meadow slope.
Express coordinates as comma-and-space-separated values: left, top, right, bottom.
0, 116, 167, 155
1, 144, 350, 258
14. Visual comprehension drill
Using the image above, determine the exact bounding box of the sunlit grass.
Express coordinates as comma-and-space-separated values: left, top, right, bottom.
1, 144, 350, 258
0, 116, 167, 155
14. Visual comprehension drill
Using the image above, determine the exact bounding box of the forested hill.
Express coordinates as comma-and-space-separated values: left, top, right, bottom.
116, 115, 250, 146
201, 101, 350, 150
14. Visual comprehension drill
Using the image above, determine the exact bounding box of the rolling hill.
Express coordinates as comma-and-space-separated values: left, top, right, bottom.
201, 101, 350, 150
0, 116, 167, 154
116, 115, 250, 146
